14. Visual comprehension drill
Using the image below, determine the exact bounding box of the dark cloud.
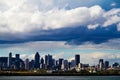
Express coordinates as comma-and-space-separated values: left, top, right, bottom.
0, 25, 120, 45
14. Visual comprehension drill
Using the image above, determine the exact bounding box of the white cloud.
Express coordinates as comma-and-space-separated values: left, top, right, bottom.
53, 52, 65, 59
103, 15, 120, 27
103, 8, 120, 27
0, 0, 120, 35
111, 3, 116, 7
88, 24, 99, 29
117, 23, 120, 31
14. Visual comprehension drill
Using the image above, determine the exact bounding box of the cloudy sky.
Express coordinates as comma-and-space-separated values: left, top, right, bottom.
0, 0, 120, 65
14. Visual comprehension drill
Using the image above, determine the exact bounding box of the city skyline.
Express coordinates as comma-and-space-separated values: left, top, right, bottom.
0, 51, 119, 66
0, 0, 120, 66
0, 52, 119, 71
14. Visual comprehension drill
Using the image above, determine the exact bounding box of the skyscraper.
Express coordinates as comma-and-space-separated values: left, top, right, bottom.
8, 52, 12, 69
16, 54, 20, 61
45, 55, 48, 69
61, 60, 69, 70
70, 60, 76, 68
47, 54, 53, 69
29, 60, 34, 70
34, 52, 40, 69
45, 55, 48, 65
25, 58, 29, 70
75, 54, 80, 67
40, 57, 44, 69
45, 54, 53, 69
112, 62, 119, 68
104, 61, 109, 70
41, 57, 44, 65
59, 58, 63, 69
15, 54, 20, 70
99, 59, 104, 70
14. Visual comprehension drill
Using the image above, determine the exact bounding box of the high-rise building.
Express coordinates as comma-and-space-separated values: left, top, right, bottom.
25, 58, 29, 70
47, 54, 53, 69
15, 54, 20, 70
104, 61, 109, 70
55, 60, 59, 66
61, 60, 69, 70
70, 60, 76, 68
29, 60, 34, 70
45, 55, 48, 69
40, 57, 44, 69
75, 54, 80, 67
59, 58, 63, 69
8, 52, 12, 69
0, 52, 25, 70
99, 59, 104, 70
34, 52, 40, 69
45, 54, 53, 69
112, 62, 119, 68
41, 57, 44, 65
52, 59, 55, 66
16, 54, 20, 60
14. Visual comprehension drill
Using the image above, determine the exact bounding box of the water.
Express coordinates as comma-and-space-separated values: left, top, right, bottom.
0, 76, 120, 80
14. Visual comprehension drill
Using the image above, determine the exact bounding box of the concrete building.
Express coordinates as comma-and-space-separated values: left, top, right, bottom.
61, 60, 69, 70
8, 52, 12, 69
25, 58, 29, 70
75, 54, 80, 67
70, 60, 76, 69
99, 59, 104, 70
104, 61, 109, 70
34, 52, 40, 69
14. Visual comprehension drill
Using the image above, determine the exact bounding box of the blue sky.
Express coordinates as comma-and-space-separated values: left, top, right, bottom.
0, 0, 120, 65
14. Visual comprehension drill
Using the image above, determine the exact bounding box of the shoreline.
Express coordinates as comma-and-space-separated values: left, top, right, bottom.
0, 73, 120, 76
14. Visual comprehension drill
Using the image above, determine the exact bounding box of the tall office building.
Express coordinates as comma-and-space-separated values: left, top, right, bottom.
70, 60, 76, 68
8, 52, 12, 69
45, 55, 48, 69
75, 54, 80, 67
25, 58, 29, 70
61, 60, 69, 70
15, 54, 20, 70
104, 61, 109, 70
47, 54, 53, 69
112, 62, 119, 68
45, 55, 48, 65
99, 59, 104, 70
16, 54, 20, 60
41, 58, 44, 65
45, 54, 53, 69
40, 57, 44, 69
29, 60, 34, 70
59, 58, 63, 69
34, 52, 40, 69
55, 60, 59, 66
52, 59, 55, 66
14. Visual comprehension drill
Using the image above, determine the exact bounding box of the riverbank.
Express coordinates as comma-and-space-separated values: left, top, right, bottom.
0, 69, 120, 76
0, 72, 120, 76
